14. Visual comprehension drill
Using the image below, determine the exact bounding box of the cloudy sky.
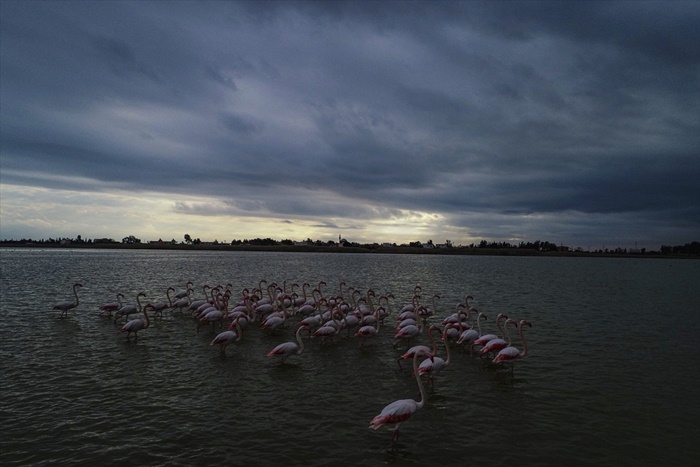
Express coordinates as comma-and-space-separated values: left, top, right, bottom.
1, 1, 698, 249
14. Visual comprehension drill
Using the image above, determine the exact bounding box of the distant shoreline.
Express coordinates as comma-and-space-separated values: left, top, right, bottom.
1, 242, 697, 259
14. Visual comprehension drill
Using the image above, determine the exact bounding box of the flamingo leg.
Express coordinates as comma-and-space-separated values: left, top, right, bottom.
390, 425, 401, 442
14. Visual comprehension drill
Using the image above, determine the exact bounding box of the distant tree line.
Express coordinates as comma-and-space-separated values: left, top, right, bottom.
660, 241, 700, 255
2, 235, 699, 256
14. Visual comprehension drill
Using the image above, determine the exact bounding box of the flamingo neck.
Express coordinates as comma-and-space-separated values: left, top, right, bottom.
296, 327, 305, 353
519, 321, 529, 358
73, 284, 81, 305
413, 350, 428, 409
428, 326, 438, 354
442, 324, 453, 365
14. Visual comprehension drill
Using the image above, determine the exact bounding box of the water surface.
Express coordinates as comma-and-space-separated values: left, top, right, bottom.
1, 249, 698, 466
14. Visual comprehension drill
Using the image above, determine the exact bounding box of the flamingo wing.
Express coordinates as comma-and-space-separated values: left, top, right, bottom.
473, 333, 497, 346
457, 329, 478, 345
394, 325, 419, 339
355, 325, 377, 337
402, 345, 431, 360
267, 342, 297, 357
369, 399, 418, 430
210, 331, 237, 346
53, 301, 73, 310
493, 346, 520, 363
119, 319, 144, 333
481, 338, 507, 354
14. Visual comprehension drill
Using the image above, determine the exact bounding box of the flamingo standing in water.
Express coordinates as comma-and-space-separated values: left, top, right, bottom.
457, 311, 487, 353
117, 304, 152, 339
173, 281, 193, 299
98, 292, 123, 318
53, 283, 82, 318
369, 348, 433, 443
392, 311, 424, 349
355, 306, 381, 348
267, 326, 309, 364
170, 290, 191, 315
470, 312, 508, 352
417, 324, 454, 387
479, 318, 517, 359
114, 292, 146, 324
493, 320, 532, 373
210, 321, 243, 356
397, 324, 438, 370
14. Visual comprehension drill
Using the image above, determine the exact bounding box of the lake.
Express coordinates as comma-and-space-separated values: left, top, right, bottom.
1, 249, 698, 466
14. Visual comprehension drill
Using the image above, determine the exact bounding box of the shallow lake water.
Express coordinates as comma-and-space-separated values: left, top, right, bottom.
1, 249, 698, 466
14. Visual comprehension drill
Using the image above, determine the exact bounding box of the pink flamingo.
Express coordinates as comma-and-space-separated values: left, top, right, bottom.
479, 318, 517, 359
392, 309, 425, 349
173, 281, 193, 299
170, 290, 191, 315
210, 321, 243, 355
397, 323, 439, 370
471, 312, 508, 351
117, 304, 152, 339
53, 283, 82, 318
114, 292, 146, 324
417, 324, 453, 386
260, 295, 291, 333
369, 348, 432, 443
493, 320, 532, 371
355, 306, 382, 348
457, 311, 487, 353
267, 326, 309, 363
149, 289, 173, 318
98, 292, 123, 318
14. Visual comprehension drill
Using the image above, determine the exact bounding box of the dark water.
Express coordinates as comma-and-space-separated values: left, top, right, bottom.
1, 249, 698, 466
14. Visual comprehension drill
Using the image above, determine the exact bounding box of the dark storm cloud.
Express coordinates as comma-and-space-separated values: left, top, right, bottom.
1, 0, 698, 247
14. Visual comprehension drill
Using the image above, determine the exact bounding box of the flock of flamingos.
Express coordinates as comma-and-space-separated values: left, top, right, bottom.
52, 279, 532, 443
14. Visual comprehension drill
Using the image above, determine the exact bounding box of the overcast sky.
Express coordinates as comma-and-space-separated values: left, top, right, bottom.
1, 0, 698, 249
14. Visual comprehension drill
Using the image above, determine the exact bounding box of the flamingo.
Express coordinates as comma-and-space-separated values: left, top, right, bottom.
397, 324, 438, 370
392, 308, 425, 349
149, 290, 173, 318
457, 311, 487, 353
171, 290, 191, 315
267, 326, 309, 364
173, 281, 193, 299
188, 284, 211, 311
197, 293, 227, 333
98, 292, 123, 318
493, 320, 532, 372
260, 295, 291, 333
210, 321, 243, 355
117, 304, 152, 339
479, 318, 517, 359
470, 312, 509, 352
355, 306, 382, 348
114, 292, 146, 324
369, 348, 432, 443
417, 324, 453, 387
52, 283, 82, 318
